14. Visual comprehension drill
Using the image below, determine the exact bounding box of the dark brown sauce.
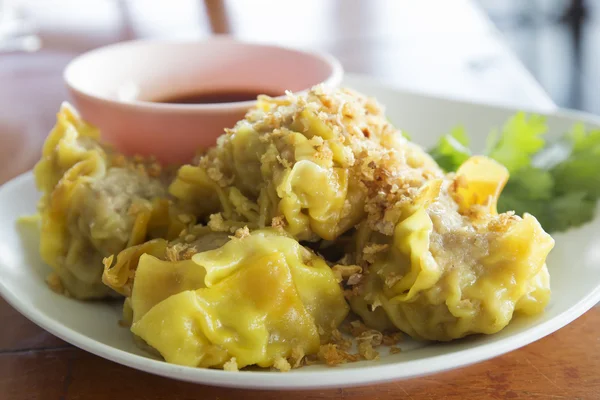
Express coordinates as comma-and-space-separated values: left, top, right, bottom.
155, 89, 281, 104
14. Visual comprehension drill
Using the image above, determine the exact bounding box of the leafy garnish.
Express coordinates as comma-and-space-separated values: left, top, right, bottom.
499, 191, 596, 233
428, 114, 600, 233
429, 127, 471, 172
487, 113, 547, 172
552, 128, 600, 199
501, 167, 553, 201
566, 122, 600, 152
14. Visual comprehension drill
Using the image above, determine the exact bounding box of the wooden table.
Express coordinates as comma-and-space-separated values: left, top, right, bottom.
1, 1, 598, 399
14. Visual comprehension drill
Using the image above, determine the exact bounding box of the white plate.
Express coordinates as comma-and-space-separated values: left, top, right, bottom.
1, 75, 600, 390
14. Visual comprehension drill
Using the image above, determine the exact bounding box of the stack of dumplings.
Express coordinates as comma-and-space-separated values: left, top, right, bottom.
33, 87, 553, 370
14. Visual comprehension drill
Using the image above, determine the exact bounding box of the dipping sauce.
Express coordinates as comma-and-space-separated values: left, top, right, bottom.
155, 90, 281, 104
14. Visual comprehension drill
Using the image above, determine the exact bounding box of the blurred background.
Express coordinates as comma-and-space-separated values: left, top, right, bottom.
478, 0, 599, 114
0, 0, 598, 181
1, 0, 597, 113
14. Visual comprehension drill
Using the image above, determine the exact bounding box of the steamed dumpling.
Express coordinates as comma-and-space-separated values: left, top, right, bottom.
348, 157, 553, 341
104, 228, 349, 368
34, 103, 191, 299
32, 86, 556, 371
169, 87, 440, 241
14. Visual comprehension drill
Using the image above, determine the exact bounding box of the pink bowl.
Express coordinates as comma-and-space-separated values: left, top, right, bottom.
64, 37, 344, 164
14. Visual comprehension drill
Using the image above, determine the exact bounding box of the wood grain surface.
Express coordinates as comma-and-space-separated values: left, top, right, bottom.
0, 1, 598, 399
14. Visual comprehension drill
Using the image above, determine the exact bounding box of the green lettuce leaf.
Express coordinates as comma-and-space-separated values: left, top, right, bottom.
499, 191, 596, 233
487, 112, 548, 173
428, 126, 471, 172
566, 123, 600, 151
501, 167, 554, 201
552, 126, 600, 199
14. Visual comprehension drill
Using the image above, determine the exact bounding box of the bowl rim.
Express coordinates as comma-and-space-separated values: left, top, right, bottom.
63, 36, 344, 112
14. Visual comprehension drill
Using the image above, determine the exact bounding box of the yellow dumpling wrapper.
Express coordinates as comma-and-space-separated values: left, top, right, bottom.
168, 165, 222, 217
103, 225, 231, 300
351, 172, 554, 341
168, 92, 385, 242
34, 104, 111, 298
102, 239, 168, 297
277, 160, 358, 240
34, 102, 103, 195
132, 254, 319, 368
130, 255, 207, 324
452, 156, 509, 214
126, 229, 348, 368
193, 230, 349, 330
34, 103, 191, 299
